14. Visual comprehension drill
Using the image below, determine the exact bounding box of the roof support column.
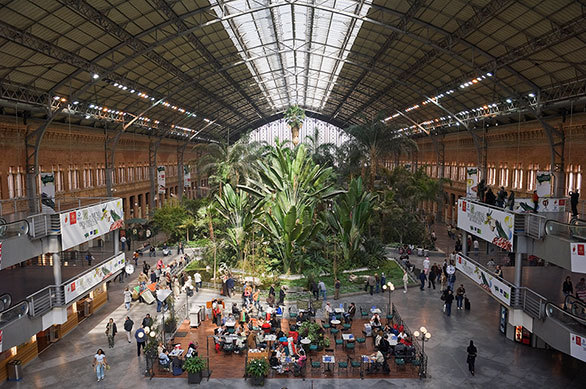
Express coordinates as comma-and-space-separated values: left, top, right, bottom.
177, 142, 189, 202
536, 96, 565, 197
149, 136, 163, 215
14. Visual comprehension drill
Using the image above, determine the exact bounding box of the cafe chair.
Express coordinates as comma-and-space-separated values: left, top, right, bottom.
338, 358, 349, 375
395, 357, 406, 371
227, 327, 236, 334
334, 333, 344, 348
310, 358, 321, 372
360, 307, 369, 318
289, 305, 298, 319
158, 359, 171, 372
348, 357, 362, 377
345, 341, 356, 354
355, 337, 366, 350
342, 323, 352, 331
321, 320, 330, 330
308, 344, 318, 353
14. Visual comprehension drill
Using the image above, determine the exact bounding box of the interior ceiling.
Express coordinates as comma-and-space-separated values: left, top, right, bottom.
0, 0, 584, 142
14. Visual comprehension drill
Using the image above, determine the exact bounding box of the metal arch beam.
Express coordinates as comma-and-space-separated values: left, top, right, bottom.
329, 0, 428, 120
267, 4, 292, 106
302, 0, 314, 106
57, 0, 246, 123
151, 0, 266, 120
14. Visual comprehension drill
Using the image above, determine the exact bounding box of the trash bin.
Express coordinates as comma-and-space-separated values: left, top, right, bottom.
189, 305, 201, 328
7, 360, 23, 381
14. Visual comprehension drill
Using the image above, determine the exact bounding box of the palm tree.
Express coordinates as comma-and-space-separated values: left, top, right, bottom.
304, 128, 338, 167
343, 112, 418, 190
178, 215, 197, 242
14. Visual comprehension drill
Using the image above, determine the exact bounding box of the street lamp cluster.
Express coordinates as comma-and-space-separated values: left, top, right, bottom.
382, 281, 395, 315
413, 326, 431, 377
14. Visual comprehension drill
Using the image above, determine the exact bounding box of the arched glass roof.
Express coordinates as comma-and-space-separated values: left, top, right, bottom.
246, 117, 348, 147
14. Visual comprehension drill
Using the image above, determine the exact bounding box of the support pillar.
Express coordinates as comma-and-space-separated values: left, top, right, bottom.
53, 253, 62, 285
149, 137, 163, 215
114, 229, 120, 255
514, 251, 523, 287
177, 142, 188, 202
462, 231, 468, 255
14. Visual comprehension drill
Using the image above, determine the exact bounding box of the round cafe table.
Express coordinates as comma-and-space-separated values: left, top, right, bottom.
300, 338, 312, 345
330, 319, 341, 326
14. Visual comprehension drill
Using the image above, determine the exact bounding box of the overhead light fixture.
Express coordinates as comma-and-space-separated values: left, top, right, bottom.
53, 96, 60, 100
506, 98, 512, 103
130, 89, 135, 93
73, 101, 79, 105
93, 73, 99, 79
528, 93, 535, 98
486, 72, 493, 77
85, 114, 91, 119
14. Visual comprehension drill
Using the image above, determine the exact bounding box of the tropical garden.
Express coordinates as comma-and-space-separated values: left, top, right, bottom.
152, 108, 448, 293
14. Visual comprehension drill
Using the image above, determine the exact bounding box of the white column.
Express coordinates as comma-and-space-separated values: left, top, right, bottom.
514, 251, 523, 287
53, 253, 62, 285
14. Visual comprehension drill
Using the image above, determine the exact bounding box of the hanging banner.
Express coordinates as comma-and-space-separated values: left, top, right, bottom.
457, 198, 515, 251
513, 198, 566, 213
570, 333, 586, 363
60, 199, 124, 250
64, 253, 126, 303
466, 167, 479, 199
456, 254, 512, 305
571, 243, 586, 274
535, 171, 552, 198
0, 329, 3, 353
40, 172, 56, 213
157, 166, 166, 194
184, 166, 191, 188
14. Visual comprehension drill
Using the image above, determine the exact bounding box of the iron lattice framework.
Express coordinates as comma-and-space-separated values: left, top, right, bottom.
0, 0, 583, 142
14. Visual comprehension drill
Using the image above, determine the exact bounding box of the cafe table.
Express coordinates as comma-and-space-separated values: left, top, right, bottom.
169, 348, 184, 357
330, 319, 341, 326
322, 355, 335, 373
387, 334, 399, 346
370, 308, 382, 314
342, 333, 355, 347
300, 338, 312, 345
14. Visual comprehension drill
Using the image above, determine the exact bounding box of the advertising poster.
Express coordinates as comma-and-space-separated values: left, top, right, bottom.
570, 333, 586, 363
40, 172, 56, 213
571, 243, 586, 274
157, 166, 166, 194
184, 166, 191, 188
0, 329, 3, 353
535, 171, 552, 198
513, 198, 566, 213
457, 198, 515, 251
60, 199, 124, 250
456, 254, 511, 305
466, 167, 479, 199
64, 253, 125, 303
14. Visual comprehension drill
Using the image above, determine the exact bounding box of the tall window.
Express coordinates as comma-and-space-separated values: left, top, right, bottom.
527, 164, 539, 191
567, 165, 582, 194
512, 165, 524, 190
499, 164, 509, 187
7, 166, 24, 198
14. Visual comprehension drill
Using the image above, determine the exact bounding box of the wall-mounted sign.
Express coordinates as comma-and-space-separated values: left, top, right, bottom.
466, 167, 479, 199
60, 199, 124, 250
571, 243, 586, 274
64, 253, 125, 303
456, 254, 511, 306
184, 166, 191, 188
457, 198, 515, 251
535, 171, 552, 198
570, 333, 586, 363
157, 166, 166, 194
40, 172, 56, 213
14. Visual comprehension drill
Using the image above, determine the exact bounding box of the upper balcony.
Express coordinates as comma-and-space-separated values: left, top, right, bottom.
0, 196, 123, 269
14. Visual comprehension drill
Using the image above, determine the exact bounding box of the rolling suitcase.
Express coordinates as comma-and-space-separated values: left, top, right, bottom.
464, 297, 471, 310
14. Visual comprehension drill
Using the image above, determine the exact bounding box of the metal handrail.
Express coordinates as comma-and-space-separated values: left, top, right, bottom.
545, 218, 586, 240
545, 301, 586, 328
563, 295, 586, 321
0, 218, 29, 239
0, 301, 29, 328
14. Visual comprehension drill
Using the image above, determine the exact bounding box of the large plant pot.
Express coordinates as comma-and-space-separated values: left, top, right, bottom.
188, 371, 203, 384
250, 376, 265, 386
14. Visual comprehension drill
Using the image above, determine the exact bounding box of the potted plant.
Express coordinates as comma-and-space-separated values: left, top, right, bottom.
284, 105, 305, 145
299, 322, 330, 350
184, 356, 206, 384
246, 357, 269, 386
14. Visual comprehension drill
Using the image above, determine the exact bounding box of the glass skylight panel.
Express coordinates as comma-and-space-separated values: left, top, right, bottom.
209, 0, 372, 112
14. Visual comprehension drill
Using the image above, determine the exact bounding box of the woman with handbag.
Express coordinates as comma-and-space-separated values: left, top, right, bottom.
467, 340, 477, 375
93, 348, 108, 382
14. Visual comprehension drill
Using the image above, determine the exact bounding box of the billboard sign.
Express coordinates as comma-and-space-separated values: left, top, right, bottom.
466, 167, 479, 199
570, 333, 586, 363
456, 254, 511, 306
64, 253, 125, 303
184, 166, 191, 188
513, 198, 566, 213
157, 166, 166, 194
457, 198, 515, 251
60, 199, 124, 250
535, 171, 552, 197
40, 172, 56, 213
571, 243, 586, 274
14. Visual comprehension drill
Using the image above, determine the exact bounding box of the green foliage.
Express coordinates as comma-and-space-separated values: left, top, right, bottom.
246, 358, 269, 378
239, 141, 341, 273
284, 105, 305, 128
327, 177, 376, 272
298, 322, 330, 349
183, 356, 207, 374
152, 202, 187, 242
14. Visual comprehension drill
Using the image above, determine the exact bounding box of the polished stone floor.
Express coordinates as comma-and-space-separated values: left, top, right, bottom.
2, 243, 586, 388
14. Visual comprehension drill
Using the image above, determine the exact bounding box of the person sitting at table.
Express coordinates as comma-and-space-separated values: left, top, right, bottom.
270, 316, 280, 333
246, 331, 256, 349
344, 302, 356, 324
369, 350, 385, 371
324, 302, 334, 321
293, 349, 307, 376
297, 311, 308, 323
394, 342, 406, 356
235, 331, 247, 354
261, 320, 271, 335
256, 331, 267, 349
171, 355, 184, 376
159, 350, 171, 370
186, 342, 198, 358
378, 335, 390, 354
374, 330, 383, 348
232, 303, 240, 316
370, 313, 382, 328
239, 307, 248, 325
269, 351, 283, 373
397, 329, 408, 340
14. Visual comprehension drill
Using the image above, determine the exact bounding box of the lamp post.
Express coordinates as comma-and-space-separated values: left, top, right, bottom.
382, 281, 395, 316
413, 326, 432, 378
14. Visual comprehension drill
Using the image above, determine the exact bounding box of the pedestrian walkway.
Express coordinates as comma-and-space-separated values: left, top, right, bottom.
3, 244, 586, 388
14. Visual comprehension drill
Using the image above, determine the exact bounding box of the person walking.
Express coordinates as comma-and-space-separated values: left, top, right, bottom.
368, 274, 376, 295
428, 265, 437, 289
419, 271, 426, 291
375, 273, 380, 293
124, 287, 132, 310
126, 236, 131, 251
473, 239, 480, 255
93, 349, 108, 382
252, 288, 261, 311
120, 235, 126, 251
177, 241, 184, 255
562, 276, 573, 310
532, 190, 539, 212
135, 326, 146, 356
570, 190, 580, 218
194, 271, 202, 292
278, 285, 286, 305
467, 340, 477, 375
124, 316, 134, 343
380, 272, 386, 291
402, 271, 408, 293
105, 318, 117, 348
444, 289, 454, 316
507, 190, 515, 210
142, 313, 153, 328
334, 278, 341, 300
456, 284, 466, 310
317, 280, 327, 300
310, 280, 318, 300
